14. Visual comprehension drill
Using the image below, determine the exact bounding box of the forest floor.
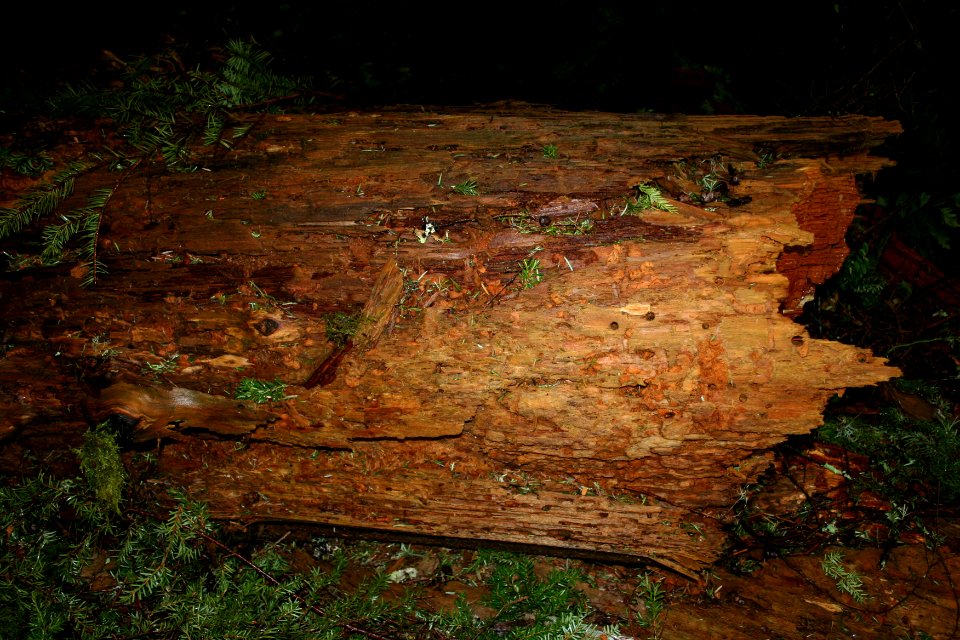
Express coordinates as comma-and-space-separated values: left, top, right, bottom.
231, 454, 960, 640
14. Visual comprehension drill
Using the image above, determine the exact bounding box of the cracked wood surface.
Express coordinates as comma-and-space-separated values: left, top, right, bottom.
0, 105, 902, 575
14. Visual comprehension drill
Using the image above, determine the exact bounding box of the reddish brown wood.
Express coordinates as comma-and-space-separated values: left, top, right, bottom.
0, 105, 903, 576
664, 542, 960, 638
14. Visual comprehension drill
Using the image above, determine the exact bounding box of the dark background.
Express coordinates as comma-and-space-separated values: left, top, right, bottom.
2, 2, 955, 146
1, 1, 957, 269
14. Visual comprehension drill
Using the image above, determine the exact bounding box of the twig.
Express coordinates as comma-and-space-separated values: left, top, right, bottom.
194, 527, 400, 640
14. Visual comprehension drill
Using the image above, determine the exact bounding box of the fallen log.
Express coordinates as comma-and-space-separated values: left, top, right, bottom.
0, 104, 902, 576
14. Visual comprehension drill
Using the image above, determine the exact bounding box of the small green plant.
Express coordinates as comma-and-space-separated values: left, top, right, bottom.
234, 377, 289, 403
544, 216, 593, 235
85, 333, 120, 358
451, 178, 479, 195
834, 242, 888, 308
818, 400, 960, 502
517, 257, 543, 289
699, 172, 723, 200
251, 189, 267, 200
427, 555, 619, 638
755, 146, 780, 168
879, 191, 960, 264
542, 144, 559, 159
821, 551, 868, 603
492, 469, 542, 495
498, 213, 538, 234
635, 571, 666, 638
324, 311, 364, 347
2, 250, 39, 271
622, 183, 677, 215
680, 521, 705, 540
246, 280, 291, 310
466, 552, 594, 629
142, 353, 180, 375
506, 213, 595, 237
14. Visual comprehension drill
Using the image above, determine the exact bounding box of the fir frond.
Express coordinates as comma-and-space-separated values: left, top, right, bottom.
8, 39, 309, 283
78, 209, 102, 259
0, 162, 91, 240
232, 123, 253, 139
203, 113, 226, 147
0, 206, 38, 239
80, 257, 108, 288
85, 187, 113, 210
36, 187, 112, 284
636, 183, 678, 213
77, 188, 113, 286
40, 215, 81, 265
215, 39, 300, 107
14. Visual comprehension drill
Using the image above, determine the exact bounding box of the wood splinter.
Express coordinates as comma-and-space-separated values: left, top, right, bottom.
303, 341, 352, 388
302, 259, 404, 389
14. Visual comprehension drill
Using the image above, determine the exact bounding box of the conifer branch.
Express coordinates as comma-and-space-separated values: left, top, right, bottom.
0, 161, 91, 240
192, 528, 408, 640
4, 39, 309, 284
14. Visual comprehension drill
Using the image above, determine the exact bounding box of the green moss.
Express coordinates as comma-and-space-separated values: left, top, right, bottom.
77, 424, 126, 513
324, 311, 364, 347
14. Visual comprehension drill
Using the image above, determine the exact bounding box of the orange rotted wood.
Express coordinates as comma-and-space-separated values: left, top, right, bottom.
0, 106, 902, 576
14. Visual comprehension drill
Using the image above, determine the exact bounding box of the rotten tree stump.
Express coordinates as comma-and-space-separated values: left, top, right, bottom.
0, 105, 903, 576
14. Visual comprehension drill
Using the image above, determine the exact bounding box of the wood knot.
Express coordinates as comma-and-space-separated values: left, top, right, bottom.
255, 318, 281, 336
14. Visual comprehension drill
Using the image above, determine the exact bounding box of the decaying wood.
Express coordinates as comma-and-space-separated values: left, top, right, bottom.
665, 541, 960, 638
303, 258, 403, 388
0, 105, 903, 576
